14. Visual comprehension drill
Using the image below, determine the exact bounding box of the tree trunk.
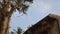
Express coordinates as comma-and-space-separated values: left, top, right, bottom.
0, 16, 10, 34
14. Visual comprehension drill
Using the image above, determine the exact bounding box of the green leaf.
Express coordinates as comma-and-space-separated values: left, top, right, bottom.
24, 0, 33, 3
17, 27, 22, 34
17, 8, 21, 13
22, 4, 29, 14
11, 31, 14, 34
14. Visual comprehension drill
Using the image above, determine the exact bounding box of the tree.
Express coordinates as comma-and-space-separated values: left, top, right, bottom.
11, 31, 14, 34
16, 27, 22, 34
14, 27, 22, 34
0, 0, 33, 34
10, 27, 22, 34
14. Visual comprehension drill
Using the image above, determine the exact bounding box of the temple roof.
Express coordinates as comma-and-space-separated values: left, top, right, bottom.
23, 14, 60, 34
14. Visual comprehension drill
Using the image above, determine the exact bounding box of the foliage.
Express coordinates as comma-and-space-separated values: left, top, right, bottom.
10, 27, 22, 34
16, 27, 22, 34
10, 31, 14, 34
0, 0, 33, 16
0, 0, 33, 34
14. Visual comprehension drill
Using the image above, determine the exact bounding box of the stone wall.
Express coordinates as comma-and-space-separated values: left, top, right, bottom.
23, 14, 60, 34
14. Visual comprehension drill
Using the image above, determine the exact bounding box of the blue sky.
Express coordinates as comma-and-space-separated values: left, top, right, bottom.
9, 0, 60, 31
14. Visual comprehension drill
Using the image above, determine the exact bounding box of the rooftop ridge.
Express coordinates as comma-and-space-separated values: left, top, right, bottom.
49, 14, 60, 19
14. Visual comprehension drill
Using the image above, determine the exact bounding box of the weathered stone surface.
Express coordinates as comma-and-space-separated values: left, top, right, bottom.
23, 14, 60, 34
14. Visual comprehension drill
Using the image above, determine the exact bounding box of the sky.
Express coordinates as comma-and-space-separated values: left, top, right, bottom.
9, 0, 60, 32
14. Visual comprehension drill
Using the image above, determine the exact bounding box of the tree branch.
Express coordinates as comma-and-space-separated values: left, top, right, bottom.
8, 0, 22, 16
2, 0, 9, 10
3, 0, 9, 4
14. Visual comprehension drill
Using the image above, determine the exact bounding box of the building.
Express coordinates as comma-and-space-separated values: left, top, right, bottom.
23, 14, 60, 34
